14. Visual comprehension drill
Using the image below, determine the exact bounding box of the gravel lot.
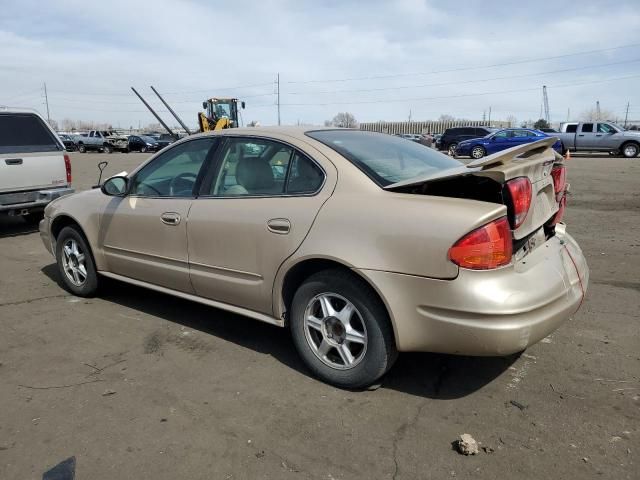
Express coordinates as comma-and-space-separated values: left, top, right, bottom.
0, 151, 638, 479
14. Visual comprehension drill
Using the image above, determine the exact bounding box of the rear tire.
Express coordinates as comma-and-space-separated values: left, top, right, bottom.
55, 226, 99, 297
621, 142, 639, 158
141, 146, 148, 153
289, 269, 397, 389
77, 144, 86, 153
103, 143, 113, 154
447, 143, 458, 156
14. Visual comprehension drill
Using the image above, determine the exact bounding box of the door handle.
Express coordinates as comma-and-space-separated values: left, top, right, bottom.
267, 218, 291, 234
5, 158, 23, 165
578, 134, 585, 137
160, 212, 181, 226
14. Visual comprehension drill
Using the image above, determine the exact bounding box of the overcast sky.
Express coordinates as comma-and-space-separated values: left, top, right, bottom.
1, 0, 639, 128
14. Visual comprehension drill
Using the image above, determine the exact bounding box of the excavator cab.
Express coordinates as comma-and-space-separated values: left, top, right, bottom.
199, 98, 245, 132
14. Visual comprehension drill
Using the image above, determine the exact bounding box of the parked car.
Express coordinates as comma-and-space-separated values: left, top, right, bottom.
455, 128, 563, 159
437, 126, 497, 155
40, 128, 587, 389
554, 121, 640, 157
58, 134, 77, 151
0, 109, 73, 224
128, 135, 162, 153
539, 128, 558, 133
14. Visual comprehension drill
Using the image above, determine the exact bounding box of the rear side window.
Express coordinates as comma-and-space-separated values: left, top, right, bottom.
307, 130, 461, 187
0, 113, 62, 154
565, 124, 578, 133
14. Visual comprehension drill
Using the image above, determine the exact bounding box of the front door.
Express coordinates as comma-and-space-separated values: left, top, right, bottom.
187, 136, 334, 316
100, 137, 217, 292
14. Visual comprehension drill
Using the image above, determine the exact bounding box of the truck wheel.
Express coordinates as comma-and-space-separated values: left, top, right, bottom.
78, 144, 86, 153
141, 146, 148, 153
103, 144, 113, 154
55, 226, 99, 297
289, 269, 397, 389
621, 142, 639, 158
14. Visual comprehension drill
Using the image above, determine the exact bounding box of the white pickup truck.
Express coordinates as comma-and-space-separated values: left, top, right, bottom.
0, 109, 74, 224
75, 130, 129, 153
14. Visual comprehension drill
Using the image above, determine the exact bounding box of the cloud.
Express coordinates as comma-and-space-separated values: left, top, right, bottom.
1, 0, 639, 127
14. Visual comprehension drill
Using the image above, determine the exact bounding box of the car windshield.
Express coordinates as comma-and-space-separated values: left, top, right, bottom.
307, 130, 462, 187
139, 136, 157, 143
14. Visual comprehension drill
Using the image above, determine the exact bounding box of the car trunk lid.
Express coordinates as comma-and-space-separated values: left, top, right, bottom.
384, 138, 564, 241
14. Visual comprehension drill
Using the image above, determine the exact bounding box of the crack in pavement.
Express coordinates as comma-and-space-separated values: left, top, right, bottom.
0, 294, 69, 308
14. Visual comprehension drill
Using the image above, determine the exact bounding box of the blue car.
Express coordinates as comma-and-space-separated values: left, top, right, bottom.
455, 128, 562, 159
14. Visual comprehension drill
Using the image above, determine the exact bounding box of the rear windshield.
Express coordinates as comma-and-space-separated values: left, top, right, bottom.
0, 113, 62, 154
306, 130, 461, 187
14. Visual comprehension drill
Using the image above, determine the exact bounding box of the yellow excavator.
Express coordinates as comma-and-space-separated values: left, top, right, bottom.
198, 98, 245, 132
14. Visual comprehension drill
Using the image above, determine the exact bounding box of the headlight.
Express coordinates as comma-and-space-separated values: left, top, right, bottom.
146, 143, 153, 146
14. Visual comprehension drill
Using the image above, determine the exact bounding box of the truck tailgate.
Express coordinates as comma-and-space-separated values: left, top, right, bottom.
0, 152, 68, 193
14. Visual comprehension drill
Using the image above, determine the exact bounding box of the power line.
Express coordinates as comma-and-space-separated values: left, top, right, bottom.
286, 42, 640, 84
285, 58, 640, 95
279, 73, 640, 106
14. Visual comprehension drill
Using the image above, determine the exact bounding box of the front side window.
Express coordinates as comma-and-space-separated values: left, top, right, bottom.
581, 123, 594, 133
130, 138, 216, 197
493, 130, 511, 139
597, 123, 615, 134
307, 130, 460, 187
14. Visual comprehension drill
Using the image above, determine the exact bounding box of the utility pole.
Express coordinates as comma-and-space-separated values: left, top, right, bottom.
43, 82, 50, 124
567, 108, 570, 122
482, 110, 486, 123
488, 106, 492, 125
624, 101, 630, 127
276, 73, 281, 126
408, 109, 412, 123
596, 100, 601, 121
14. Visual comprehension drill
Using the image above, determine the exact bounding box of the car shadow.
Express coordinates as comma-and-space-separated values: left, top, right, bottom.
0, 215, 38, 238
41, 264, 516, 399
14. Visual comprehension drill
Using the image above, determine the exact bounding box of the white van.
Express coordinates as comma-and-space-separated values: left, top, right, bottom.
0, 109, 74, 224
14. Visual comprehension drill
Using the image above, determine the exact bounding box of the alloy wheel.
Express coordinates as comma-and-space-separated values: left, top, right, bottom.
623, 144, 638, 158
303, 293, 368, 370
471, 146, 485, 159
61, 238, 87, 287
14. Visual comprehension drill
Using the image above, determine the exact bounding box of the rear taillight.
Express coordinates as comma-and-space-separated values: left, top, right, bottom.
448, 217, 512, 270
551, 165, 566, 199
505, 177, 532, 229
64, 154, 72, 184
550, 165, 567, 225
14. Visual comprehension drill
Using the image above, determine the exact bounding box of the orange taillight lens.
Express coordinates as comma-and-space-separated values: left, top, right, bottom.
448, 217, 513, 270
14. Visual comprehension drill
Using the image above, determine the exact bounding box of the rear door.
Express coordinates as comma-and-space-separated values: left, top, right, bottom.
187, 136, 335, 316
0, 112, 67, 193
576, 123, 596, 149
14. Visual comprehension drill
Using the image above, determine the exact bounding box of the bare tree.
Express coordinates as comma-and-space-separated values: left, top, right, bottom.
505, 115, 517, 128
438, 114, 456, 122
331, 112, 358, 128
47, 119, 59, 131
580, 107, 616, 121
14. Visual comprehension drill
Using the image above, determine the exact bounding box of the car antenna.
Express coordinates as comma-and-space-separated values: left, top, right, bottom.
92, 161, 109, 189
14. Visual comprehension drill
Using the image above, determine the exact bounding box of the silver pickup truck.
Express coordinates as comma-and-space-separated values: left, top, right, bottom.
555, 121, 640, 158
75, 130, 129, 153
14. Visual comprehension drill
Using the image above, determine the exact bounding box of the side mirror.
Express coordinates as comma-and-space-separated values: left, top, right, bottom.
101, 176, 129, 196
241, 101, 246, 109
202, 101, 208, 110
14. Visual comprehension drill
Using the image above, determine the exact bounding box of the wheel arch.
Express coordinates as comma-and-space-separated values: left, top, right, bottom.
277, 257, 399, 345
50, 214, 92, 253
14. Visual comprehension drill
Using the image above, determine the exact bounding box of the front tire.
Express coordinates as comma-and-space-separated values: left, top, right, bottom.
290, 269, 397, 389
621, 142, 639, 158
447, 143, 458, 156
141, 146, 148, 153
55, 226, 99, 297
471, 145, 486, 159
103, 143, 113, 154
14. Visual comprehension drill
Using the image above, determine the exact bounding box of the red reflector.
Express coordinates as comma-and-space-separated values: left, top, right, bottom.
506, 177, 532, 228
551, 165, 566, 196
64, 154, 72, 184
448, 217, 513, 270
